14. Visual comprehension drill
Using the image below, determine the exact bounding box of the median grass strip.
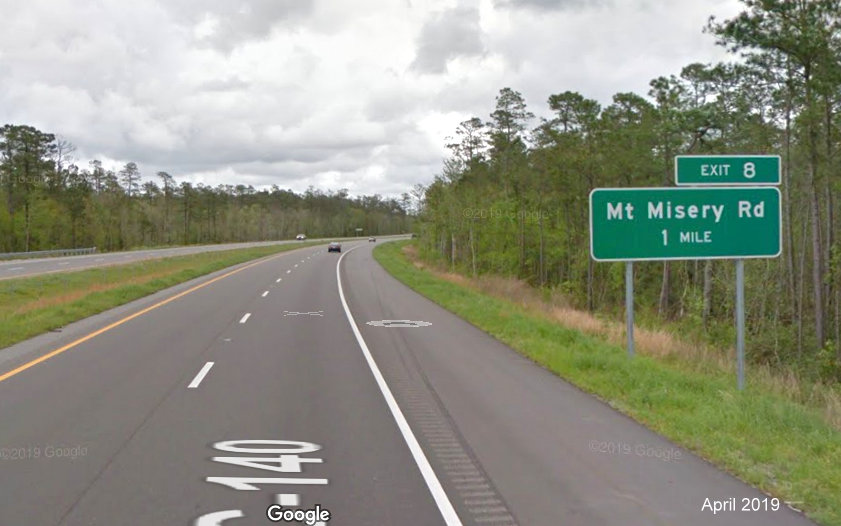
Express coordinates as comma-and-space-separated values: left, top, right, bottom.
0, 242, 321, 350
373, 240, 841, 526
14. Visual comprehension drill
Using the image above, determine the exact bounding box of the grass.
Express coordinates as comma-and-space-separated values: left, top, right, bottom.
0, 241, 321, 350
424, 258, 841, 433
374, 240, 841, 526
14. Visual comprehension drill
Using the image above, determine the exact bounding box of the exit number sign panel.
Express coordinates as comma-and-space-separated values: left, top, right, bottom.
675, 155, 780, 186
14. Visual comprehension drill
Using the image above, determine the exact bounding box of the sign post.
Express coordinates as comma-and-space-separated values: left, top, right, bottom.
735, 259, 746, 390
626, 262, 634, 358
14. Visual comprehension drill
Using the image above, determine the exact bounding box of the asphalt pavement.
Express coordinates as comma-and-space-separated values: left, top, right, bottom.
0, 238, 818, 525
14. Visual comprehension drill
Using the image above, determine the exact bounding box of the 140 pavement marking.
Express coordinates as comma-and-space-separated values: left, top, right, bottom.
195, 440, 329, 525
194, 510, 244, 526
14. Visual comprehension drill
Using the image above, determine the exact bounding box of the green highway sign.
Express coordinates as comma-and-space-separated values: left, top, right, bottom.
589, 187, 781, 261
675, 155, 780, 186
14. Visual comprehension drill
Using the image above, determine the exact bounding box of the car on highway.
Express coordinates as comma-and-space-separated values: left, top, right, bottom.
296, 234, 306, 240
327, 241, 341, 253
368, 237, 376, 242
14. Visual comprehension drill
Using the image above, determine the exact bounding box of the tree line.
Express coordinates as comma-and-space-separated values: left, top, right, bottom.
417, 0, 841, 380
0, 124, 414, 253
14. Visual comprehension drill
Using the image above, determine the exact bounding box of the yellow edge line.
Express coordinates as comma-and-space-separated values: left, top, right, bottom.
0, 252, 286, 384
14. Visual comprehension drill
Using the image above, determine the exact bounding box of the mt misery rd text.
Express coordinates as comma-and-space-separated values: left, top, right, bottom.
606, 200, 766, 222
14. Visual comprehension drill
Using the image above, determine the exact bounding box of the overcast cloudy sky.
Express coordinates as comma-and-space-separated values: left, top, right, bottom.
0, 0, 743, 197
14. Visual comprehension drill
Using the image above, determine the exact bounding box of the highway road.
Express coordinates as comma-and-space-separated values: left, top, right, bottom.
0, 237, 393, 281
0, 239, 817, 525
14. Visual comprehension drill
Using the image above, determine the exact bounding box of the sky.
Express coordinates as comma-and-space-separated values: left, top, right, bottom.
0, 0, 744, 197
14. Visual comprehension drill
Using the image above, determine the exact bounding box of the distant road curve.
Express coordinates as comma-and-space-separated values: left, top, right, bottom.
0, 235, 406, 281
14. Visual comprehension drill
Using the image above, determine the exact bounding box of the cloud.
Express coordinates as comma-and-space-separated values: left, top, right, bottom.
0, 0, 744, 198
166, 0, 316, 51
198, 76, 251, 92
495, 0, 609, 10
411, 7, 486, 74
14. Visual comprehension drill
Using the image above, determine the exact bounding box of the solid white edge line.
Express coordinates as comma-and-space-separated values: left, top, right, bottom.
336, 246, 463, 526
239, 313, 251, 324
188, 361, 215, 388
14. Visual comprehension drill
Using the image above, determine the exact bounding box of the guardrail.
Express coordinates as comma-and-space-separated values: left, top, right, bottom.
0, 247, 97, 260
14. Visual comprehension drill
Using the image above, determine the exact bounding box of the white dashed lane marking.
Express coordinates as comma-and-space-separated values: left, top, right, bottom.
239, 313, 251, 324
188, 362, 215, 389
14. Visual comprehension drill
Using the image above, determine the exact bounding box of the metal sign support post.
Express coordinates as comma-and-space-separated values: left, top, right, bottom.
735, 259, 745, 390
626, 261, 634, 357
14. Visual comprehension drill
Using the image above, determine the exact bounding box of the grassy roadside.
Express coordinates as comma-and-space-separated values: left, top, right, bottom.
0, 242, 321, 350
374, 241, 841, 526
